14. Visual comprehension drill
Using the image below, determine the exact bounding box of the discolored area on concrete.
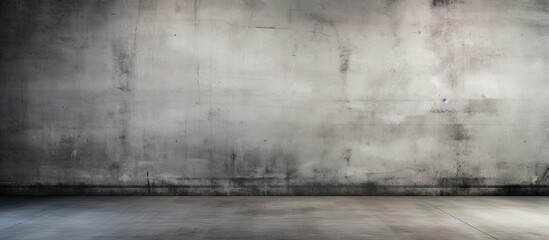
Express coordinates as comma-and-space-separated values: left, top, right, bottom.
1, 197, 549, 239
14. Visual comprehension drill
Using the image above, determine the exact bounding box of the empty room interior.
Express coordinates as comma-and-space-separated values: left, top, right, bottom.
1, 0, 549, 239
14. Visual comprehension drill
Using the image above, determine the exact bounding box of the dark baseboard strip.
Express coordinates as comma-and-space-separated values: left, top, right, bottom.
2, 184, 549, 196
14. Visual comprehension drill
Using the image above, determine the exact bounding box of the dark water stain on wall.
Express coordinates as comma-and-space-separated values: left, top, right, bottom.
343, 148, 352, 166
451, 124, 470, 141
307, 12, 333, 26
437, 177, 487, 195
193, 0, 200, 24
265, 147, 299, 179
465, 99, 499, 114
307, 12, 350, 74
109, 162, 121, 180
112, 40, 134, 92
239, 148, 264, 177
116, 100, 131, 164
428, 0, 464, 89
535, 0, 549, 12
109, 1, 142, 178
431, 0, 458, 8
339, 47, 351, 73
226, 151, 237, 177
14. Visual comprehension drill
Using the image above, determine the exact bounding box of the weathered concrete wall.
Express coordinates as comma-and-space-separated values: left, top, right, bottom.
1, 0, 549, 195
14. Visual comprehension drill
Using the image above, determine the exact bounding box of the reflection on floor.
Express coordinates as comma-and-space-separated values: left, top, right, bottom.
1, 196, 548, 239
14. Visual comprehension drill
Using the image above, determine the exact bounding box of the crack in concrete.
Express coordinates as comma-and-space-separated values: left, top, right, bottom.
420, 199, 497, 239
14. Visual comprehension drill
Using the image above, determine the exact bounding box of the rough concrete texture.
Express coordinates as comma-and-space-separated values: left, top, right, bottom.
2, 197, 549, 239
1, 0, 549, 195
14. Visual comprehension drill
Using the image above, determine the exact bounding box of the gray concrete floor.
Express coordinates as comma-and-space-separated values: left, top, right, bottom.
0, 197, 548, 239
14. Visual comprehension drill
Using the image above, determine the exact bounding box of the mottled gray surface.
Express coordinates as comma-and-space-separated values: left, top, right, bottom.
1, 197, 549, 239
1, 0, 549, 195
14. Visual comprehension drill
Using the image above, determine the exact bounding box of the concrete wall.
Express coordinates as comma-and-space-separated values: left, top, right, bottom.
1, 0, 549, 195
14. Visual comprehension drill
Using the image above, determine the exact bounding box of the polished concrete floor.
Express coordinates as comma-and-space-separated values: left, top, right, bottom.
0, 197, 548, 239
